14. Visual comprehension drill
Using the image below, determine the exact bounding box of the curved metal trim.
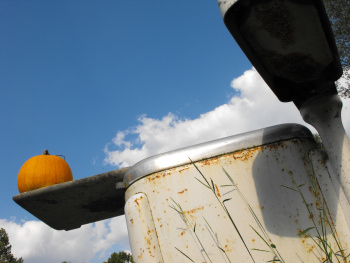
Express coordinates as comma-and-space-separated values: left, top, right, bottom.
217, 0, 239, 18
124, 123, 313, 187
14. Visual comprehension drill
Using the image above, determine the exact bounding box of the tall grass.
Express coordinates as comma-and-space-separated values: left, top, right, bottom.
221, 167, 285, 263
171, 157, 349, 262
170, 198, 213, 263
171, 160, 285, 262
282, 161, 349, 263
192, 161, 256, 263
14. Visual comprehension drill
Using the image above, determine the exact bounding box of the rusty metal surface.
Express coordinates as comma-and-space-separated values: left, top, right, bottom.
125, 193, 164, 262
125, 137, 350, 262
301, 94, 350, 225
124, 124, 313, 187
13, 168, 128, 231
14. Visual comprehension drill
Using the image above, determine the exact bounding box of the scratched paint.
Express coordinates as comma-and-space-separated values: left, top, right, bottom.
125, 139, 350, 262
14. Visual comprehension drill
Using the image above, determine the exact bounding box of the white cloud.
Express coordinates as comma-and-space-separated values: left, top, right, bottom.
0, 216, 130, 263
105, 67, 350, 168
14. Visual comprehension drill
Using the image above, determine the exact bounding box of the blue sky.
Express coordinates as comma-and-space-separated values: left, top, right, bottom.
1, 0, 249, 217
1, 1, 349, 263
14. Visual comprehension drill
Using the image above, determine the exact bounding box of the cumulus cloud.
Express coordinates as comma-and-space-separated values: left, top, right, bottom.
105, 67, 350, 168
0, 216, 130, 263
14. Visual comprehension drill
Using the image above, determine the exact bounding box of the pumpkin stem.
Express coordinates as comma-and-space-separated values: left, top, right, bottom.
42, 149, 50, 155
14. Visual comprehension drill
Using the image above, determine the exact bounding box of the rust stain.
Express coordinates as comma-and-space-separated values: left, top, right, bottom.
148, 174, 160, 181
178, 189, 188, 194
181, 230, 186, 236
214, 184, 221, 197
138, 248, 144, 259
298, 229, 309, 239
224, 244, 233, 252
193, 142, 291, 171
199, 156, 221, 166
134, 196, 143, 206
183, 206, 204, 215
147, 171, 172, 182
308, 186, 319, 198
178, 166, 190, 173
196, 145, 265, 167
230, 146, 263, 162
130, 218, 134, 225
308, 245, 315, 253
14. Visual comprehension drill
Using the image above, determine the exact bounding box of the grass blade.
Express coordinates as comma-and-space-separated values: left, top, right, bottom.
298, 227, 315, 236
175, 247, 195, 262
195, 177, 211, 189
281, 185, 297, 192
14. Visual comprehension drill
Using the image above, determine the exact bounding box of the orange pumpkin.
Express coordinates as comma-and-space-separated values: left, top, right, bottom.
17, 150, 73, 193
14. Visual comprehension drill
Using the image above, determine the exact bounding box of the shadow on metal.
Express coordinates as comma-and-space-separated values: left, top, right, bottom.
251, 130, 339, 237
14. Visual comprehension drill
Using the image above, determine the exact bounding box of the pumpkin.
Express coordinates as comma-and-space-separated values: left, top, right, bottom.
17, 149, 73, 193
